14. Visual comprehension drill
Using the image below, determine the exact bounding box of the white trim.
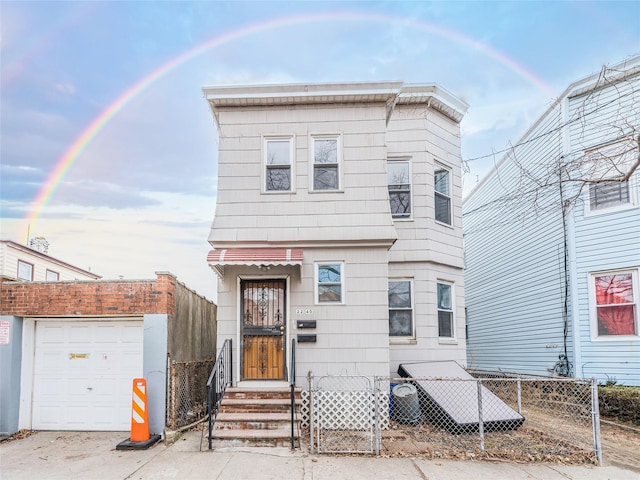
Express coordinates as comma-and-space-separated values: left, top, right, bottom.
388, 278, 415, 342
309, 134, 343, 192
588, 268, 639, 341
262, 135, 295, 194
388, 157, 413, 220
436, 280, 456, 340
434, 162, 453, 226
314, 261, 345, 305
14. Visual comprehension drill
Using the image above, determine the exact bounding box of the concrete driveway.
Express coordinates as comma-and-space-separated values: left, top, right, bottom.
1, 430, 637, 480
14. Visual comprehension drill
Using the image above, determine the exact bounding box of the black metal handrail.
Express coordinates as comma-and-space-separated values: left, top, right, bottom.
289, 338, 296, 449
206, 338, 232, 450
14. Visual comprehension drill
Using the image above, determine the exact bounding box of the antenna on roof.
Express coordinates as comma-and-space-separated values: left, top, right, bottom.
29, 236, 50, 254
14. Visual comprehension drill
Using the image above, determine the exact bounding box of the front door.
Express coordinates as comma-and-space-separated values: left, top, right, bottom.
241, 279, 286, 380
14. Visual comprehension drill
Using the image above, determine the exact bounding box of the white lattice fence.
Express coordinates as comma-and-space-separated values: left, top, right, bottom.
310, 375, 383, 454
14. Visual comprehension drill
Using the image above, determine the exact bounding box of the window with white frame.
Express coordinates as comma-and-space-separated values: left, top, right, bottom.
312, 136, 340, 190
265, 138, 292, 192
437, 282, 454, 338
388, 159, 411, 218
17, 260, 33, 281
435, 164, 452, 225
315, 262, 344, 303
46, 270, 59, 281
389, 280, 413, 338
586, 140, 636, 212
591, 270, 638, 337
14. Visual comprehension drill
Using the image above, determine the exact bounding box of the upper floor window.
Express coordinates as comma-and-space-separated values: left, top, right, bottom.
46, 270, 60, 281
312, 136, 340, 190
585, 140, 637, 213
435, 164, 452, 225
315, 262, 344, 303
388, 159, 411, 218
437, 281, 454, 338
265, 138, 292, 192
591, 270, 638, 337
389, 280, 414, 338
17, 260, 33, 281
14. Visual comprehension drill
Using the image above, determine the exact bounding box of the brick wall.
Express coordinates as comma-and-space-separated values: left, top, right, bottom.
0, 272, 177, 317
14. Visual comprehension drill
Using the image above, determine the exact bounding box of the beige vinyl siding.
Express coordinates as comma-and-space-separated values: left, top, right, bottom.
211, 103, 396, 246
388, 262, 466, 376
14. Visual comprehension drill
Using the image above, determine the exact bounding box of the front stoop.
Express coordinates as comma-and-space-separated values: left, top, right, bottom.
211, 387, 302, 448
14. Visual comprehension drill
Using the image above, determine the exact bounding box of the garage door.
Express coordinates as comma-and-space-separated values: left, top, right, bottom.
32, 319, 143, 431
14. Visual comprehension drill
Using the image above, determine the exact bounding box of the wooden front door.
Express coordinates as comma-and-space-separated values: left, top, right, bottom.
241, 279, 286, 380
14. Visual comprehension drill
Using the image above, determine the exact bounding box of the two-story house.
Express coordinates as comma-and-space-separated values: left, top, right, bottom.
204, 81, 468, 385
464, 57, 640, 386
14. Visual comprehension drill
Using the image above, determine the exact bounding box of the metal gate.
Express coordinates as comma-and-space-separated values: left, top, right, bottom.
241, 279, 286, 380
310, 375, 379, 454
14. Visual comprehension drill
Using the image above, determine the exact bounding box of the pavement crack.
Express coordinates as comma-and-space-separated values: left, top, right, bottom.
411, 458, 429, 479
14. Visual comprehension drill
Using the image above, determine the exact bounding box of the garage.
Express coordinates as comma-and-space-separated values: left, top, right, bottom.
31, 318, 143, 431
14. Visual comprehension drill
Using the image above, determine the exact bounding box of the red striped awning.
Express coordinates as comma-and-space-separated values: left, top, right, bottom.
207, 248, 303, 278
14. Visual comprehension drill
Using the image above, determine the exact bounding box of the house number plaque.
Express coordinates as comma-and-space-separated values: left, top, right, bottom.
295, 308, 313, 315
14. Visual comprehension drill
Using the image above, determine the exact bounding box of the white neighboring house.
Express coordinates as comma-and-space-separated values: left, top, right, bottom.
464, 57, 640, 386
203, 81, 468, 385
0, 240, 100, 282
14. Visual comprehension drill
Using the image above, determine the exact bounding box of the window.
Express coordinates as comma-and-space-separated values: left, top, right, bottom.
388, 160, 411, 218
312, 136, 340, 190
389, 280, 413, 338
435, 165, 452, 224
46, 270, 59, 281
437, 282, 454, 338
592, 271, 638, 336
586, 140, 636, 212
265, 138, 292, 191
316, 263, 344, 303
17, 260, 33, 281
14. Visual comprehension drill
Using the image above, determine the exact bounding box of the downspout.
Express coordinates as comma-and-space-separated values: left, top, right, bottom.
560, 95, 582, 377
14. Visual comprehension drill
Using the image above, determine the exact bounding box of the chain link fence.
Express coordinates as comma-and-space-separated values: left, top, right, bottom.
307, 373, 601, 464
166, 359, 215, 430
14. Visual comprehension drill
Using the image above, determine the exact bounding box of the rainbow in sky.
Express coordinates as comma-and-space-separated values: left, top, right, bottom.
21, 11, 557, 241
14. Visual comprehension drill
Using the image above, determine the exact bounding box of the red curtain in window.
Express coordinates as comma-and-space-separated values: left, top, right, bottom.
595, 274, 636, 335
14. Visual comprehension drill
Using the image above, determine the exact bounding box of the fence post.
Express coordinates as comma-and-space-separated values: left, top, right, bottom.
591, 378, 603, 465
373, 377, 380, 455
309, 372, 315, 454
476, 379, 485, 452
170, 361, 177, 430
517, 379, 522, 414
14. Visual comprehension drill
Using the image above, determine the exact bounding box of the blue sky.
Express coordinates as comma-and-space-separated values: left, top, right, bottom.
1, 1, 638, 299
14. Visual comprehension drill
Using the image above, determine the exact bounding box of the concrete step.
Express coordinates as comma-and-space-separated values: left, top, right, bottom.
215, 412, 300, 430
224, 387, 301, 400
211, 427, 299, 448
218, 398, 301, 414
210, 387, 303, 448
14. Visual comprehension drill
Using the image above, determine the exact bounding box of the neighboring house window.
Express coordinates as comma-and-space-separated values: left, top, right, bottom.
592, 271, 638, 336
437, 282, 454, 338
312, 136, 340, 190
17, 260, 33, 281
586, 140, 636, 212
46, 270, 60, 281
265, 138, 292, 191
388, 159, 411, 218
389, 280, 413, 338
435, 165, 452, 225
316, 262, 344, 303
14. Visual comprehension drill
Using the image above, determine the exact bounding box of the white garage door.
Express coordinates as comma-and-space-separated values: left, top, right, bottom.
32, 319, 143, 431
